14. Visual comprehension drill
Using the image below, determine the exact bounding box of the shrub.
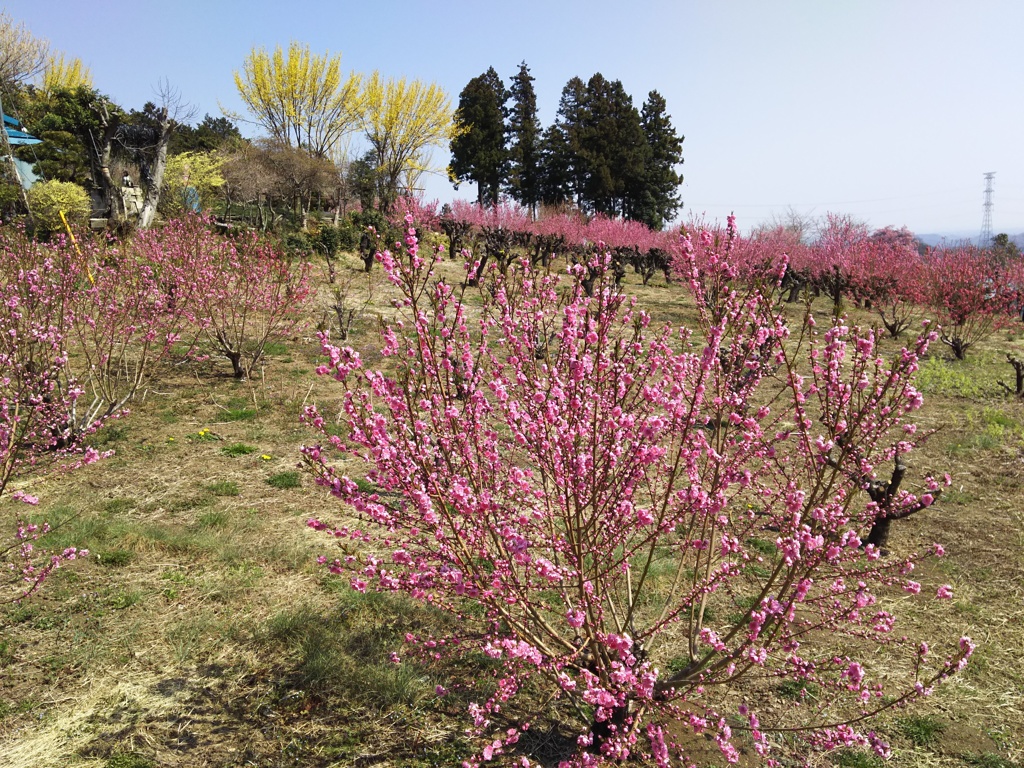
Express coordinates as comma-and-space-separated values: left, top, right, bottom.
26, 179, 91, 233
304, 218, 973, 765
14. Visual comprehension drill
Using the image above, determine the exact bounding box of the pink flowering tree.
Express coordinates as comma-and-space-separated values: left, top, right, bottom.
303, 218, 973, 766
922, 245, 1006, 359
58, 233, 194, 432
809, 214, 870, 319
531, 212, 586, 269
441, 200, 480, 261
392, 196, 441, 235
0, 260, 92, 604
847, 230, 925, 340
154, 216, 312, 379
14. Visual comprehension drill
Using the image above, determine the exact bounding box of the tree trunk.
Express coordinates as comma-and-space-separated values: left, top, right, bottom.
138, 108, 173, 228
95, 105, 127, 226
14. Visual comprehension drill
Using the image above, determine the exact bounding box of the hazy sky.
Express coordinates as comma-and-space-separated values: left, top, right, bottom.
4, 0, 1023, 235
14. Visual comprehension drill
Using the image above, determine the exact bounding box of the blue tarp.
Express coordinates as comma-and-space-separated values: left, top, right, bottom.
2, 112, 41, 145
7, 127, 41, 146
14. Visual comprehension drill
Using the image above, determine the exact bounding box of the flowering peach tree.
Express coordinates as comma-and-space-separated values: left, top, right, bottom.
303, 216, 972, 766
1, 258, 93, 604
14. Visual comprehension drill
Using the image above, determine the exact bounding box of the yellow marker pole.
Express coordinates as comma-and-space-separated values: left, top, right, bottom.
59, 209, 93, 285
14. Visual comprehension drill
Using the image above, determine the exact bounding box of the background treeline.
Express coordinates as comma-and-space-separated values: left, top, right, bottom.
449, 63, 685, 229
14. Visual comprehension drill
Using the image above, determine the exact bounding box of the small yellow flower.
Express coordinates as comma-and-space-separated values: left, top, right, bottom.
167, 437, 175, 442
261, 454, 272, 461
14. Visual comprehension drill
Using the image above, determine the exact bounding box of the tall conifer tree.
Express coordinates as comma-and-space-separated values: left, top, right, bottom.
506, 62, 542, 216
449, 67, 508, 206
631, 90, 684, 229
538, 76, 587, 208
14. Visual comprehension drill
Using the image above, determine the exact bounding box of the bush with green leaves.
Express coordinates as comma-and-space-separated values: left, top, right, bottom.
26, 179, 90, 233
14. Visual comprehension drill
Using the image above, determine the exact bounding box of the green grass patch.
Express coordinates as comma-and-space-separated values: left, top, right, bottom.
917, 356, 987, 398
224, 407, 258, 422
777, 679, 820, 700
353, 476, 378, 493
898, 714, 946, 747
942, 488, 977, 505
263, 598, 433, 707
964, 754, 1021, 768
98, 548, 134, 568
90, 423, 130, 447
196, 510, 231, 529
746, 537, 777, 556
0, 639, 15, 667
266, 471, 301, 489
221, 442, 258, 457
107, 589, 142, 610
102, 498, 136, 515
206, 480, 240, 497
161, 494, 215, 513
831, 750, 886, 768
262, 341, 290, 356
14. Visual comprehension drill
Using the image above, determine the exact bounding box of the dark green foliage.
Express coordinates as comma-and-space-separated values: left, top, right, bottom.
13, 85, 117, 188
0, 177, 22, 221
346, 150, 381, 211
539, 76, 588, 208
449, 67, 508, 206
505, 62, 542, 213
315, 223, 343, 256
171, 114, 242, 154
534, 76, 684, 226
990, 233, 1020, 263
574, 73, 647, 218
282, 230, 313, 255
630, 90, 684, 229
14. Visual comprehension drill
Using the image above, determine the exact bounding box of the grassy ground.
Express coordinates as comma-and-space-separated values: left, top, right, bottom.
1, 251, 1022, 767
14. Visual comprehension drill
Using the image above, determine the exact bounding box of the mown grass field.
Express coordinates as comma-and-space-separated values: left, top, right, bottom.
1, 250, 1022, 768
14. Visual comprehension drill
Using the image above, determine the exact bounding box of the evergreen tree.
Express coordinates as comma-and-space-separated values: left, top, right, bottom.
14, 85, 114, 188
171, 114, 243, 154
630, 90, 684, 229
576, 74, 646, 217
448, 67, 508, 206
506, 62, 541, 215
538, 76, 587, 208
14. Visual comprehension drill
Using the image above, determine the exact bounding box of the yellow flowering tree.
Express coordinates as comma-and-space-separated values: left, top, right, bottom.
361, 72, 457, 210
161, 151, 225, 216
40, 53, 92, 93
231, 41, 362, 159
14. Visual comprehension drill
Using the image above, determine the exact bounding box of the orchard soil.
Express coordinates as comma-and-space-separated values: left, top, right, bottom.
1, 251, 1022, 768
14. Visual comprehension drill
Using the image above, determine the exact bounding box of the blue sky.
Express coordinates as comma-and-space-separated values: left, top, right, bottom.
4, 0, 1023, 235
